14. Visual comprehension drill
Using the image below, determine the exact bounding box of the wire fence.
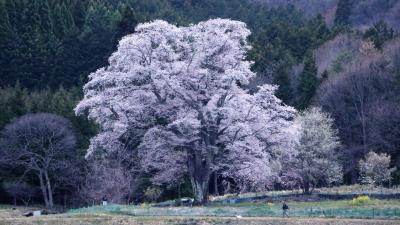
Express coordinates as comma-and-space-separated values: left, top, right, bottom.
213, 193, 400, 204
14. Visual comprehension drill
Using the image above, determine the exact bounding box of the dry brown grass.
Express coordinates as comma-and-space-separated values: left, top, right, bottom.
1, 211, 400, 225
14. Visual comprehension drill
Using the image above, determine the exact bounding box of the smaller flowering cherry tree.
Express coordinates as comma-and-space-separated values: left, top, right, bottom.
359, 152, 395, 186
282, 107, 342, 193
76, 19, 297, 204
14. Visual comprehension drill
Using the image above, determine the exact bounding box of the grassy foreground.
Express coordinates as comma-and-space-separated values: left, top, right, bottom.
69, 199, 400, 219
1, 198, 400, 225
1, 212, 400, 225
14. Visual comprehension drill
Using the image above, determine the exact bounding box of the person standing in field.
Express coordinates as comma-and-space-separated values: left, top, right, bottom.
102, 195, 108, 206
282, 201, 289, 217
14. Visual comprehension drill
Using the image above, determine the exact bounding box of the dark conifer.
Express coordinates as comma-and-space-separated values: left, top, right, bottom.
297, 53, 318, 109
335, 0, 352, 26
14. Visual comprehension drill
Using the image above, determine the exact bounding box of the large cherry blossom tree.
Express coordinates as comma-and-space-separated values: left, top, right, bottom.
76, 19, 297, 204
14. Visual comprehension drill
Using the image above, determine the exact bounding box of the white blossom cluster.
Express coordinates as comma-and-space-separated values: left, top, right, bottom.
282, 107, 342, 192
76, 19, 297, 193
359, 152, 395, 186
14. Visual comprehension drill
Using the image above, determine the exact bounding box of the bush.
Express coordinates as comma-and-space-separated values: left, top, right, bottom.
359, 152, 395, 186
349, 196, 371, 206
144, 187, 163, 203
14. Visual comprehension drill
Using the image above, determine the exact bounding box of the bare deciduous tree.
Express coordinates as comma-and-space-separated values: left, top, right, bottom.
0, 113, 77, 208
350, 0, 400, 30
79, 160, 132, 205
317, 39, 400, 183
2, 181, 37, 206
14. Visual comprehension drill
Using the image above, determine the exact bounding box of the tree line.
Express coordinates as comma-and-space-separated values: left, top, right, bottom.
0, 0, 335, 101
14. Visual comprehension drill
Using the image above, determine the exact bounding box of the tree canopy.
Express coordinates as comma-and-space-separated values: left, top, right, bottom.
76, 19, 298, 204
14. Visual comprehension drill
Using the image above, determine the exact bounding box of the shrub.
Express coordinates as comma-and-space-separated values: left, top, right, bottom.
140, 202, 151, 208
359, 152, 396, 186
144, 187, 163, 203
349, 196, 371, 206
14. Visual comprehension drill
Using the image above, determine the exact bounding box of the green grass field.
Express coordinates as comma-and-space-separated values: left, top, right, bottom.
2, 191, 400, 225
68, 199, 400, 219
1, 199, 400, 225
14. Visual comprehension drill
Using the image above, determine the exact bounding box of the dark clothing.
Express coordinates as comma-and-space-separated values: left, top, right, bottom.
282, 203, 289, 217
282, 203, 289, 210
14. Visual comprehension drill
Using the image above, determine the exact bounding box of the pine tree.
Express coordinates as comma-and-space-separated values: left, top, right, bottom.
13, 0, 60, 88
335, 0, 352, 26
4, 0, 18, 26
8, 82, 27, 117
61, 4, 76, 32
112, 6, 138, 48
72, 0, 87, 28
78, 0, 118, 82
0, 1, 19, 87
310, 14, 331, 46
35, 0, 53, 33
274, 67, 293, 105
297, 54, 318, 110
53, 2, 76, 37
0, 82, 28, 128
53, 4, 65, 37
364, 20, 395, 50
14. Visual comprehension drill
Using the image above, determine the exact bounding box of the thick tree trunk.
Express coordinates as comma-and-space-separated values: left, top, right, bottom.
64, 193, 67, 209
38, 172, 50, 208
303, 181, 311, 194
178, 183, 181, 199
44, 171, 54, 208
188, 149, 211, 205
188, 111, 220, 205
191, 176, 210, 205
213, 173, 219, 196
